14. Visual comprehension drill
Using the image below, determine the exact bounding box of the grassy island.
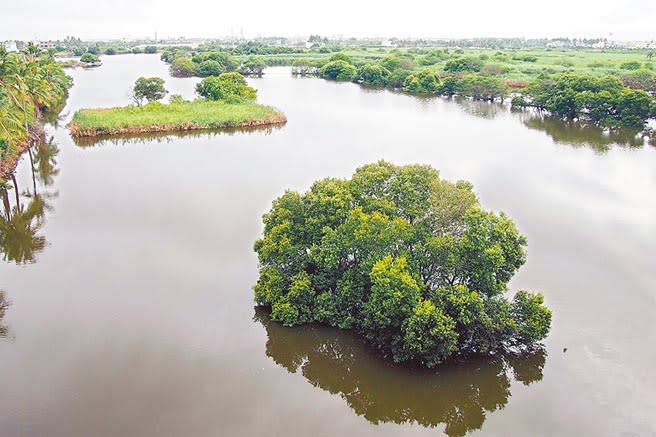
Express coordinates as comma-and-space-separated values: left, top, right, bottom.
69, 72, 286, 137
69, 100, 286, 137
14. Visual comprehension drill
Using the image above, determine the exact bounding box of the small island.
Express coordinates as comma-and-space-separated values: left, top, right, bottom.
254, 161, 551, 368
69, 73, 286, 137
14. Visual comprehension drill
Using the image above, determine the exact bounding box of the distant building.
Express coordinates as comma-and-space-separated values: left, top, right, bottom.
36, 40, 56, 50
2, 40, 18, 52
381, 39, 394, 48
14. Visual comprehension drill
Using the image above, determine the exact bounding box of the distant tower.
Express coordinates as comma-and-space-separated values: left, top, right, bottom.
154, 31, 157, 43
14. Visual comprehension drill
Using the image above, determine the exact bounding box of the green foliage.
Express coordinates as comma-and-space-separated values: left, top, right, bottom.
254, 161, 552, 367
192, 51, 236, 72
132, 77, 167, 105
357, 63, 391, 86
69, 99, 284, 136
80, 52, 100, 64
196, 60, 226, 77
328, 52, 353, 64
320, 60, 358, 81
403, 69, 441, 94
169, 57, 195, 77
458, 75, 509, 101
239, 56, 266, 76
104, 47, 117, 55
620, 61, 641, 70
144, 45, 157, 54
195, 72, 257, 102
521, 73, 655, 127
444, 56, 483, 73
0, 47, 72, 153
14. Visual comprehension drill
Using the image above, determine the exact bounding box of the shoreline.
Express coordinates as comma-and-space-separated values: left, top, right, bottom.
0, 126, 45, 182
68, 114, 287, 138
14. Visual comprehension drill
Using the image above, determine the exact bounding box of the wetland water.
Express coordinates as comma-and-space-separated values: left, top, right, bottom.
0, 54, 655, 436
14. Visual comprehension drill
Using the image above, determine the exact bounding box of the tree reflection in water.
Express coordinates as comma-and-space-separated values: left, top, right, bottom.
0, 290, 9, 338
519, 113, 646, 152
0, 137, 59, 264
254, 308, 546, 437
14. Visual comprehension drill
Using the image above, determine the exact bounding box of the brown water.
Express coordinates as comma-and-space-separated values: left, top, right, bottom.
0, 54, 655, 436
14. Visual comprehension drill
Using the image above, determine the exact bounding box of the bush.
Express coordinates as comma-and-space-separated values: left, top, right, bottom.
169, 57, 196, 77
620, 61, 642, 70
403, 69, 441, 94
320, 60, 358, 81
254, 161, 552, 367
80, 52, 100, 64
444, 56, 483, 73
196, 60, 225, 77
521, 73, 655, 127
104, 47, 117, 55
357, 63, 390, 86
195, 72, 257, 102
144, 45, 157, 54
328, 52, 353, 64
458, 75, 508, 101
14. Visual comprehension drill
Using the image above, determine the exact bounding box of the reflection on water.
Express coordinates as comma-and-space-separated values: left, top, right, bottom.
519, 112, 645, 152
0, 137, 59, 264
71, 123, 286, 148
0, 290, 9, 338
255, 308, 546, 437
455, 98, 504, 119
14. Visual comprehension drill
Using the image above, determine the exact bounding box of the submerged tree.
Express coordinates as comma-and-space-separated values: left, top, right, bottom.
254, 161, 551, 367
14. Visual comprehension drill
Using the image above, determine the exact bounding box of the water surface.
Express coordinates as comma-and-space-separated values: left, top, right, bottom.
0, 54, 654, 436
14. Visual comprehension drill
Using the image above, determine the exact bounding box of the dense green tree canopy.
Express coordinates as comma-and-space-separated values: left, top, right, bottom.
195, 72, 256, 102
518, 73, 656, 127
357, 63, 391, 86
0, 47, 72, 153
403, 69, 441, 94
320, 60, 358, 81
132, 77, 167, 105
254, 161, 551, 367
80, 52, 100, 64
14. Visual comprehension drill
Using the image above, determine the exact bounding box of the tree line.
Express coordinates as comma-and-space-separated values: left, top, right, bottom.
0, 44, 72, 175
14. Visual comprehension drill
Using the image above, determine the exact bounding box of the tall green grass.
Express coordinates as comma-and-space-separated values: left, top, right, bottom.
69, 100, 286, 137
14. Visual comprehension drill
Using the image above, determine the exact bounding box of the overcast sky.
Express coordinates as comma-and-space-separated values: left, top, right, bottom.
2, 0, 655, 41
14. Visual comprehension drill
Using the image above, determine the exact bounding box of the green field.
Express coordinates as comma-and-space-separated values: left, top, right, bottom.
239, 47, 654, 83
69, 100, 287, 137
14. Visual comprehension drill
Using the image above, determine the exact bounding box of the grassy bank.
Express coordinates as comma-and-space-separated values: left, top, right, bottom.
68, 100, 287, 137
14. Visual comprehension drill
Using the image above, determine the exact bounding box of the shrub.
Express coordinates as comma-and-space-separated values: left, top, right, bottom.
320, 60, 358, 81
195, 72, 257, 102
169, 57, 195, 77
196, 60, 225, 77
403, 69, 441, 94
444, 56, 483, 73
620, 61, 642, 70
80, 53, 100, 64
357, 63, 391, 86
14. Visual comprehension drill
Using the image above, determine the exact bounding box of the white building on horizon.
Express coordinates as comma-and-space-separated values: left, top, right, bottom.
2, 40, 18, 52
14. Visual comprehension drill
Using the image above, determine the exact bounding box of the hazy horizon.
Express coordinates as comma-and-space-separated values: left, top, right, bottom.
2, 0, 655, 42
